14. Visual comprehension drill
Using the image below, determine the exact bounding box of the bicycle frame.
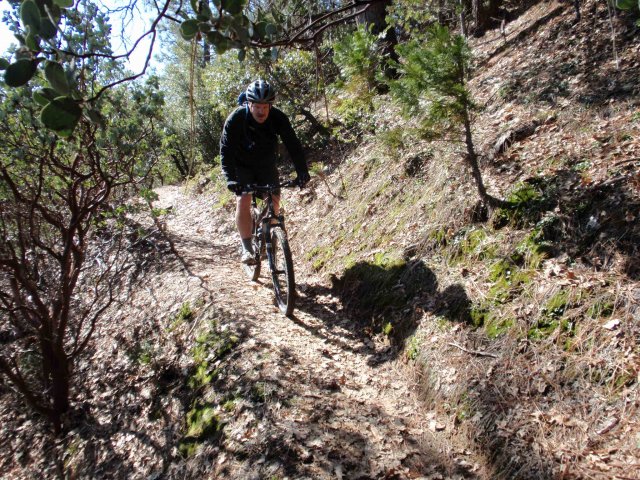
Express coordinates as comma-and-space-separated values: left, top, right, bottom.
241, 180, 298, 315
244, 179, 297, 247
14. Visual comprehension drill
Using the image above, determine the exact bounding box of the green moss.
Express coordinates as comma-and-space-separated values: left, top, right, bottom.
382, 321, 393, 336
588, 300, 614, 319
178, 403, 223, 458
250, 382, 267, 402
541, 290, 569, 320
469, 306, 488, 328
188, 325, 238, 389
486, 259, 534, 305
137, 341, 154, 365
528, 290, 570, 340
405, 335, 420, 360
492, 180, 554, 229
168, 302, 197, 332
486, 317, 514, 339
528, 319, 560, 340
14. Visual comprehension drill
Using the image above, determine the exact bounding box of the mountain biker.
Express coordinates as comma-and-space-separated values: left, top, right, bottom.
220, 79, 311, 265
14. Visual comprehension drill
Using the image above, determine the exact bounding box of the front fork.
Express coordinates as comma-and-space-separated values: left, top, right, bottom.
262, 214, 285, 267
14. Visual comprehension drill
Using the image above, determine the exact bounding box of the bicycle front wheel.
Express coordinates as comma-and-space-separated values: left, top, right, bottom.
268, 227, 295, 316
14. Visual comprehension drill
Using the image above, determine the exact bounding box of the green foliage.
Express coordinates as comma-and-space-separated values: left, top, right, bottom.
390, 24, 473, 131
178, 403, 223, 457
333, 25, 384, 91
39, 97, 82, 137
188, 323, 238, 389
0, 5, 166, 427
4, 59, 37, 87
387, 0, 436, 40
2, 1, 130, 137
492, 180, 555, 229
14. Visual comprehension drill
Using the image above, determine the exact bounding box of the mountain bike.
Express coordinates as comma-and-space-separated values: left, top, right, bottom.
241, 180, 298, 316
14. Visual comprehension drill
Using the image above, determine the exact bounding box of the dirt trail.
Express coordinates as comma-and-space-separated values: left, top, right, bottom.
148, 185, 480, 479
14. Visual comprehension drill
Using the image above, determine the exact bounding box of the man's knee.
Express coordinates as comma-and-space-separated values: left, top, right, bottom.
236, 193, 251, 209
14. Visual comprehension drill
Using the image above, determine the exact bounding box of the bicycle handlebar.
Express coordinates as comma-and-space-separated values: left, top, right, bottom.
240, 179, 299, 194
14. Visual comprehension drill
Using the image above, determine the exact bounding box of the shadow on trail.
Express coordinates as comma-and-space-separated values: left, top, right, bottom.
295, 258, 473, 366
163, 320, 478, 480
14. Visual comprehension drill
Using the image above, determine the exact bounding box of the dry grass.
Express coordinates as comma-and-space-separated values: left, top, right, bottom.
286, 1, 640, 477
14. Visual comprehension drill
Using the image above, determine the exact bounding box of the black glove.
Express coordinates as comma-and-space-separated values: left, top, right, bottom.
296, 172, 311, 188
226, 181, 243, 194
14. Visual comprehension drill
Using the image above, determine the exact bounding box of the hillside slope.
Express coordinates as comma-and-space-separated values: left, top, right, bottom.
282, 1, 640, 478
1, 1, 638, 479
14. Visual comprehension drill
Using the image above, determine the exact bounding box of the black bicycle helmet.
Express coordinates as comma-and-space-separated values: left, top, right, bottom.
245, 79, 276, 103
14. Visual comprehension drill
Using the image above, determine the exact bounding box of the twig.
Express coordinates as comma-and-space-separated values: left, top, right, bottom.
447, 342, 498, 358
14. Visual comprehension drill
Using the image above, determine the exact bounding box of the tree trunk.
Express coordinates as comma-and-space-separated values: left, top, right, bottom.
299, 108, 331, 137
462, 110, 506, 210
357, 0, 399, 81
41, 330, 70, 434
459, 0, 468, 37
473, 0, 502, 36
462, 112, 487, 202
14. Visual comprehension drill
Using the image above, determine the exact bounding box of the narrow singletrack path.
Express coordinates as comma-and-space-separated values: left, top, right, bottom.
147, 186, 481, 479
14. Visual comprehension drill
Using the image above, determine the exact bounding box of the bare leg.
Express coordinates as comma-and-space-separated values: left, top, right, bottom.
272, 194, 280, 219
236, 194, 253, 240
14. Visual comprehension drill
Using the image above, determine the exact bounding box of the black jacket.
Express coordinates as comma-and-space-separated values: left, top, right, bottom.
219, 105, 308, 182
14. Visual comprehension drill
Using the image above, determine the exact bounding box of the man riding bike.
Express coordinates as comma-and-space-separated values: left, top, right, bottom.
220, 79, 310, 264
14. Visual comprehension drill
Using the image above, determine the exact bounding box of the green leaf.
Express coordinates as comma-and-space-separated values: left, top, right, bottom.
265, 23, 277, 37
206, 30, 226, 45
221, 0, 245, 15
180, 19, 200, 40
25, 31, 39, 50
20, 0, 41, 33
40, 18, 58, 39
254, 21, 267, 39
32, 87, 57, 106
53, 0, 74, 7
4, 59, 37, 87
33, 90, 50, 106
196, 1, 212, 20
616, 0, 636, 8
44, 61, 71, 95
85, 108, 104, 126
40, 96, 82, 137
0, 58, 9, 70
237, 48, 246, 62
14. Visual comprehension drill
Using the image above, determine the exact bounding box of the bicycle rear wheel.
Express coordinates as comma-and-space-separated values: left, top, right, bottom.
242, 208, 261, 281
268, 227, 295, 316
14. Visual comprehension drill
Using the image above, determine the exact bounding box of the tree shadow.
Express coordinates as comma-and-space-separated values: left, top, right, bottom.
163, 333, 478, 480
295, 259, 476, 366
491, 168, 640, 279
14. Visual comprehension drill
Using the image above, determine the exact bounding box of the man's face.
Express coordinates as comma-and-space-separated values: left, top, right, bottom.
249, 102, 271, 124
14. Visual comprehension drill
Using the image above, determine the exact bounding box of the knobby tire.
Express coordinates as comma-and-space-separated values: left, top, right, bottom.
268, 227, 295, 316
